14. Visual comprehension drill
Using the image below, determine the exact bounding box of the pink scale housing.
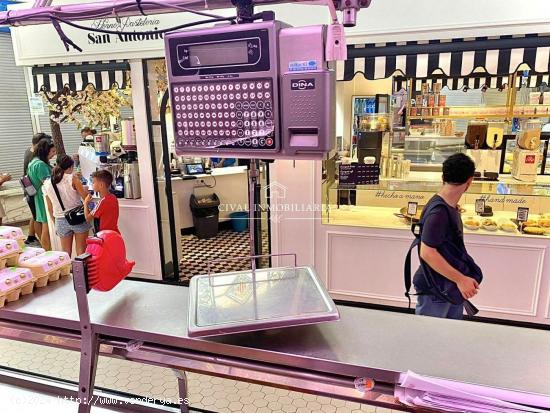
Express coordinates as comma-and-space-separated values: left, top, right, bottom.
0, 267, 34, 306
19, 251, 71, 286
18, 246, 46, 264
0, 226, 25, 248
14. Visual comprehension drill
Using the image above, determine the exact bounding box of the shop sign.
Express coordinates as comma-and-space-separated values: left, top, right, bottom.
28, 95, 44, 115
86, 16, 164, 45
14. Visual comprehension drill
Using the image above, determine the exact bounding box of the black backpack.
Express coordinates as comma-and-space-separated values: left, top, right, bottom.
404, 197, 483, 316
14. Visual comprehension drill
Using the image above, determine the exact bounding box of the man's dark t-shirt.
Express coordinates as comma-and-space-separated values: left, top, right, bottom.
413, 195, 465, 293
23, 148, 34, 175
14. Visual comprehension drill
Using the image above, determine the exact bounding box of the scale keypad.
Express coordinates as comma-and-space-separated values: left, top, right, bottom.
172, 79, 276, 151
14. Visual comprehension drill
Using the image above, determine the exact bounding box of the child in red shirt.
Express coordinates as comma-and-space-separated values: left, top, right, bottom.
84, 170, 120, 234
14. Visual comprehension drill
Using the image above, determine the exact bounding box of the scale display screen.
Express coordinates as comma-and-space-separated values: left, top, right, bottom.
188, 41, 250, 67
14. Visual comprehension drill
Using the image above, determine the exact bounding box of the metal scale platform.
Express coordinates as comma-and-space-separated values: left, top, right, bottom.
188, 255, 339, 337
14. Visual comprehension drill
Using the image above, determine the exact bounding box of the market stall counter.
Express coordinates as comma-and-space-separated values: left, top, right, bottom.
0, 275, 549, 411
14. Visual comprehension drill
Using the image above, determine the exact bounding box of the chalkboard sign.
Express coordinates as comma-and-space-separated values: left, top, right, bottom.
339, 164, 380, 186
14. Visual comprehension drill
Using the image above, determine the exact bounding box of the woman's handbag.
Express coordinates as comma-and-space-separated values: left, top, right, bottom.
52, 180, 86, 226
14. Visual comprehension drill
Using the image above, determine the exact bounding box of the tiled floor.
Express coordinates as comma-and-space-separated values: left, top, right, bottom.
180, 229, 271, 281
0, 339, 398, 413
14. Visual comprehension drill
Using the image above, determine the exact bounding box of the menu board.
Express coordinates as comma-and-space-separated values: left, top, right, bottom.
339, 164, 380, 186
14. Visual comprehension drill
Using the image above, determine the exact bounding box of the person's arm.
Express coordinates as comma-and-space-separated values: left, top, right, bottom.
45, 195, 55, 223
420, 243, 479, 299
83, 194, 94, 223
73, 175, 89, 200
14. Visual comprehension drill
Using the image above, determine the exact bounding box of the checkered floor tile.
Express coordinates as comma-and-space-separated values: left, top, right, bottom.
180, 230, 270, 281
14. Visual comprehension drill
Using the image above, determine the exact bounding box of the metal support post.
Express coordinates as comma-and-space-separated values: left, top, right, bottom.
73, 254, 100, 413
173, 369, 190, 413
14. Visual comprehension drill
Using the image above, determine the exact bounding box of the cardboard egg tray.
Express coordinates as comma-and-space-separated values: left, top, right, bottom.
18, 251, 71, 288
18, 246, 46, 265
0, 239, 22, 270
0, 267, 35, 308
0, 226, 26, 249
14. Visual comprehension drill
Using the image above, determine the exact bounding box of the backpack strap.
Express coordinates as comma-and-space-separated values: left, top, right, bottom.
51, 179, 66, 212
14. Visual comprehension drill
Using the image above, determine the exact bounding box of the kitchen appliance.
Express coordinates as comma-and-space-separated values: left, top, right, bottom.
165, 20, 335, 159
512, 128, 542, 181
120, 118, 137, 150
123, 162, 141, 199
465, 120, 488, 149
357, 131, 383, 165
93, 132, 110, 155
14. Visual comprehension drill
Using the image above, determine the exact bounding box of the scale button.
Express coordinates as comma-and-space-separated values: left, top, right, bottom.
232, 130, 237, 136
245, 130, 251, 137
258, 110, 264, 118
245, 138, 251, 146
236, 111, 243, 119
213, 130, 219, 136
216, 103, 223, 110
195, 121, 201, 127
206, 121, 211, 127
257, 101, 264, 109
175, 104, 181, 111
230, 112, 236, 118
250, 92, 256, 99
259, 120, 265, 127
192, 104, 198, 110
215, 94, 221, 100
251, 120, 257, 128
251, 112, 258, 119
204, 95, 210, 101
222, 94, 228, 100
266, 138, 273, 146
242, 102, 250, 110
229, 103, 235, 109
198, 95, 203, 101
176, 113, 182, 119
193, 113, 199, 119
237, 120, 244, 128
237, 139, 244, 145
265, 110, 272, 118
266, 119, 274, 127
199, 104, 204, 110
223, 103, 229, 110
244, 111, 250, 118
185, 86, 190, 93
218, 112, 223, 118
252, 130, 258, 137
237, 130, 244, 138
199, 113, 204, 119
191, 86, 196, 92
265, 101, 272, 109
236, 93, 242, 100
222, 84, 227, 91
250, 102, 257, 109
175, 96, 180, 102
215, 85, 221, 91
228, 84, 234, 91
252, 138, 259, 146
200, 121, 205, 127
177, 130, 183, 136
212, 113, 217, 119
259, 138, 266, 146
235, 102, 242, 110
225, 121, 230, 127
229, 93, 234, 100
197, 85, 203, 92
257, 92, 263, 99
231, 121, 236, 127
242, 83, 248, 90
235, 84, 241, 91
264, 81, 270, 89
181, 113, 187, 119
244, 120, 250, 127
257, 82, 263, 89
213, 139, 219, 146
207, 130, 212, 136
210, 94, 215, 100
243, 93, 249, 100
265, 92, 271, 99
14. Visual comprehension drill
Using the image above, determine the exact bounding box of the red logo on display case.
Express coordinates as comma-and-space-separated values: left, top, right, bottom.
525, 155, 536, 164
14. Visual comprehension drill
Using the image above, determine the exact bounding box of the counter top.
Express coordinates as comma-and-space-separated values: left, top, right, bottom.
1, 277, 549, 398
171, 165, 248, 181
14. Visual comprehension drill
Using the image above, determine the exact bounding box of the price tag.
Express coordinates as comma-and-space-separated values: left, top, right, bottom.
517, 207, 529, 222
407, 202, 418, 216
475, 199, 485, 215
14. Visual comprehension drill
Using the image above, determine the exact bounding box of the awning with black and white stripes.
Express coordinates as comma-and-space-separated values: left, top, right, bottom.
337, 34, 550, 84
393, 74, 513, 92
32, 60, 130, 93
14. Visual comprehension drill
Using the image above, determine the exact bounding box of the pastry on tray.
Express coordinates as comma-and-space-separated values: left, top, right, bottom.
523, 226, 546, 236
498, 220, 518, 233
523, 219, 539, 227
463, 217, 480, 230
538, 218, 550, 228
481, 219, 498, 231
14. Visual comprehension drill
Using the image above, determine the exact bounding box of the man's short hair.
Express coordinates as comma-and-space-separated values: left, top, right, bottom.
81, 127, 93, 135
442, 153, 476, 185
32, 132, 51, 146
92, 170, 114, 187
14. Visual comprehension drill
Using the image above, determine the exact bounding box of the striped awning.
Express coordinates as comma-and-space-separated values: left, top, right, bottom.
337, 34, 550, 82
32, 60, 130, 93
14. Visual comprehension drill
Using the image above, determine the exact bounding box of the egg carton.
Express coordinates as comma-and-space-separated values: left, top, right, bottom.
0, 267, 35, 308
18, 251, 71, 288
0, 226, 26, 249
18, 246, 46, 265
0, 239, 22, 270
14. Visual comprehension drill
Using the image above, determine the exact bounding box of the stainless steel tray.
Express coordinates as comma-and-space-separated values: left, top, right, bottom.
188, 265, 339, 338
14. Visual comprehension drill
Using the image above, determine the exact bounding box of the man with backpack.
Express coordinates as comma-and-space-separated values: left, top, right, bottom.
406, 153, 482, 319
